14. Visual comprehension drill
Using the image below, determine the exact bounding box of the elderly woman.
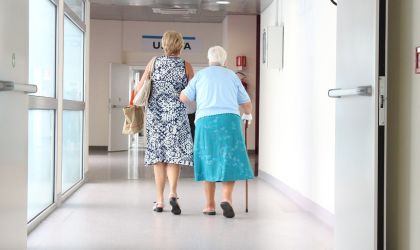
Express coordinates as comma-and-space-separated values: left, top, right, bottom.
180, 46, 254, 218
135, 31, 194, 215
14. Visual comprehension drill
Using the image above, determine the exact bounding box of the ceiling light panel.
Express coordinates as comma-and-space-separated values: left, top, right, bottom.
152, 8, 197, 15
91, 0, 274, 22
216, 1, 231, 4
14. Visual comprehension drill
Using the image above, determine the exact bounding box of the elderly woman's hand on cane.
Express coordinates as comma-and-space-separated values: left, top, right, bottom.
241, 113, 253, 125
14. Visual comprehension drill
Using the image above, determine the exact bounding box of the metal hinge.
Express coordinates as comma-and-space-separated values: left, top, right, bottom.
379, 76, 387, 126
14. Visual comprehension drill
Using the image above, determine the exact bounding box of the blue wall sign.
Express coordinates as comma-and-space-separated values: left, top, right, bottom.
141, 35, 198, 52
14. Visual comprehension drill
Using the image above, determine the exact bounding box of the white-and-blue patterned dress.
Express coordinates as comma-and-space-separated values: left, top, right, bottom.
144, 56, 194, 166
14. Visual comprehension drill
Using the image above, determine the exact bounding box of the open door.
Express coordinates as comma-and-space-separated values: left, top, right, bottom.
0, 1, 35, 248
330, 0, 387, 249
108, 63, 130, 151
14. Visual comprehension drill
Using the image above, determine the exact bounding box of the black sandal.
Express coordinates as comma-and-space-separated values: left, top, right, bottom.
202, 210, 216, 216
153, 202, 163, 213
220, 201, 235, 218
169, 197, 181, 215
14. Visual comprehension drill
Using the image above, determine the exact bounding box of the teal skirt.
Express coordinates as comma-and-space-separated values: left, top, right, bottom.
194, 113, 254, 182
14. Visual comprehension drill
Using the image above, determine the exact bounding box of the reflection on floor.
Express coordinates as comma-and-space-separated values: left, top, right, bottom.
28, 149, 333, 250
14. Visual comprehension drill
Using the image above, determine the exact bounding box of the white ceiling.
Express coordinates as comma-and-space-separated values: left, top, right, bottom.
90, 0, 274, 23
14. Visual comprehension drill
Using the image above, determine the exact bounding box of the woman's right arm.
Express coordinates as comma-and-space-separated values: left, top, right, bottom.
185, 61, 194, 81
180, 92, 190, 103
240, 101, 252, 114
180, 70, 197, 104
236, 74, 252, 114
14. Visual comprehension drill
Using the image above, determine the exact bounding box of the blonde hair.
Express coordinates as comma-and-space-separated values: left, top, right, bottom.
208, 46, 227, 66
162, 31, 184, 56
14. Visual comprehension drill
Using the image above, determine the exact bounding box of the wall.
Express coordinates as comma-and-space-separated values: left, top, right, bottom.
122, 21, 222, 65
223, 15, 257, 150
89, 20, 123, 146
90, 19, 257, 148
259, 0, 336, 214
387, 0, 420, 248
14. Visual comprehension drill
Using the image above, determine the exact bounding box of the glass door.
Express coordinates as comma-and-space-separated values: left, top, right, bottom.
62, 15, 85, 193
27, 0, 88, 229
27, 0, 57, 222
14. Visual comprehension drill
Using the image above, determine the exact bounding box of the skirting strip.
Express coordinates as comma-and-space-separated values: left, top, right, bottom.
258, 170, 334, 228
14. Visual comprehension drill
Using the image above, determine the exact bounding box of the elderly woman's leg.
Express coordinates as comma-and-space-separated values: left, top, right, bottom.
153, 163, 166, 211
167, 164, 182, 215
221, 181, 235, 218
203, 181, 216, 214
222, 181, 235, 203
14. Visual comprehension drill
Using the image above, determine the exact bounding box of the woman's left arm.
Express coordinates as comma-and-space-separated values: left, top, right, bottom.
180, 61, 195, 103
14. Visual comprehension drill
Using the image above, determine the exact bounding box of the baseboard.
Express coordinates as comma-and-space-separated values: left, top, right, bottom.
258, 170, 334, 229
89, 147, 255, 154
89, 146, 107, 151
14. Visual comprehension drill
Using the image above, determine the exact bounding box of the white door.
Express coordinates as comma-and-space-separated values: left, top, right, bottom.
332, 0, 386, 249
108, 63, 130, 151
0, 0, 35, 249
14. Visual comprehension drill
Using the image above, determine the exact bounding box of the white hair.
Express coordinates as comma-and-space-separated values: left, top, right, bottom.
207, 46, 227, 66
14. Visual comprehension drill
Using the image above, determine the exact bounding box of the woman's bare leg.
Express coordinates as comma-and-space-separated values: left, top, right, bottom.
220, 181, 236, 218
167, 164, 182, 215
204, 181, 216, 211
166, 164, 180, 197
153, 163, 166, 206
222, 181, 235, 204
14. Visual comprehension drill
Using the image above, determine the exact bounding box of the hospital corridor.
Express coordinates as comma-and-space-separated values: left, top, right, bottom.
27, 150, 333, 249
1, 0, 420, 250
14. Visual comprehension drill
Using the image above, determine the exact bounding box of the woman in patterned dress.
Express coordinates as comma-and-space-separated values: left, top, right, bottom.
180, 46, 254, 218
135, 31, 194, 215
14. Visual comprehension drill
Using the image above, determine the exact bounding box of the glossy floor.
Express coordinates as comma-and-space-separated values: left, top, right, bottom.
28, 149, 333, 250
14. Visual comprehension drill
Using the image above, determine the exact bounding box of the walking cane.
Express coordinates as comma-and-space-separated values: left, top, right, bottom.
244, 120, 249, 213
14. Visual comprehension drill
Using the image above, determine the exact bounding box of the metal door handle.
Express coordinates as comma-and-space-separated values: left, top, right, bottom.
0, 81, 37, 94
328, 85, 372, 98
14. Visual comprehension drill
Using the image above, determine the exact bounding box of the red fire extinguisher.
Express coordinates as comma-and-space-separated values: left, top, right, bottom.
236, 56, 247, 70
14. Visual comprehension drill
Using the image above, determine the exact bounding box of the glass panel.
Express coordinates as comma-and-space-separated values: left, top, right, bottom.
62, 111, 83, 192
28, 110, 55, 221
63, 17, 84, 101
29, 0, 56, 98
65, 0, 85, 21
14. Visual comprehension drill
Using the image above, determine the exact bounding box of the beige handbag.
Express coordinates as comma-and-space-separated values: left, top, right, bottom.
122, 105, 144, 135
134, 57, 157, 107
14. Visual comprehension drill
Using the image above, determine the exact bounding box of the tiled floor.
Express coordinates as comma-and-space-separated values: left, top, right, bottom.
27, 149, 333, 250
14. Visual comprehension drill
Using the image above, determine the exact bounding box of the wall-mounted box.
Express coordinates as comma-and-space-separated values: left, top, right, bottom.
266, 25, 284, 70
